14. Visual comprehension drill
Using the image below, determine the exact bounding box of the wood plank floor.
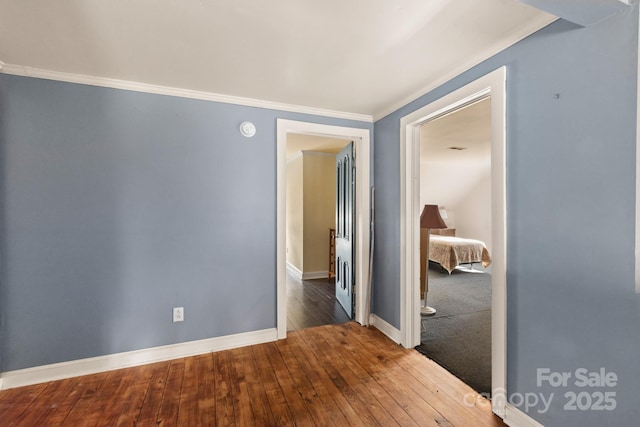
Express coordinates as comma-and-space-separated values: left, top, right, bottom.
0, 323, 505, 426
286, 273, 350, 331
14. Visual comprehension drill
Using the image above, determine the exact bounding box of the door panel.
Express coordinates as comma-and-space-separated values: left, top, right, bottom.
335, 142, 354, 318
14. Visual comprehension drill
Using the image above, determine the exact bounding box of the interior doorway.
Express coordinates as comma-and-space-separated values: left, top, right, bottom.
276, 119, 371, 339
416, 96, 493, 395
284, 134, 351, 331
399, 67, 507, 417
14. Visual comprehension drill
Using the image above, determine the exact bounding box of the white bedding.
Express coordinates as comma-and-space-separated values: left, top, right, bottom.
429, 235, 492, 274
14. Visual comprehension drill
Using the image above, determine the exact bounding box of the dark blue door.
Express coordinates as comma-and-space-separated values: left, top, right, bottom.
335, 142, 354, 318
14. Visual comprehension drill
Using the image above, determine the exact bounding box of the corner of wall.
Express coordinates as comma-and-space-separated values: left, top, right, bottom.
518, 0, 630, 27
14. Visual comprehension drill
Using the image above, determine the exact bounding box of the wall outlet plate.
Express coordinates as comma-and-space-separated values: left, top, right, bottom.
173, 307, 184, 322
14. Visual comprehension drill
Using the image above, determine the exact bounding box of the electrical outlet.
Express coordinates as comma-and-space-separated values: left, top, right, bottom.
173, 307, 184, 322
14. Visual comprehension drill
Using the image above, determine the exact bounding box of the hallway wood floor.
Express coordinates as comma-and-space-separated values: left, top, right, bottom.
286, 273, 350, 331
0, 323, 505, 426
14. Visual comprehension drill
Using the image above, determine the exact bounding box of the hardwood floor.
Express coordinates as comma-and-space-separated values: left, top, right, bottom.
0, 323, 505, 426
286, 273, 350, 331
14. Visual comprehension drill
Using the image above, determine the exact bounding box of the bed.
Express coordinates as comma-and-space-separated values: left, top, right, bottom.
429, 234, 492, 274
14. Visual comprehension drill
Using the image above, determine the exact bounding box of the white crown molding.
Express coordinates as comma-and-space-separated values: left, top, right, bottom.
0, 63, 373, 123
0, 327, 277, 390
0, 10, 554, 125
373, 14, 558, 121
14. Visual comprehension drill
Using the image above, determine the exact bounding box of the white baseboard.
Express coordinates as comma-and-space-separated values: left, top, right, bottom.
504, 403, 545, 427
302, 271, 329, 280
286, 261, 303, 279
285, 262, 328, 280
369, 314, 402, 344
0, 327, 277, 390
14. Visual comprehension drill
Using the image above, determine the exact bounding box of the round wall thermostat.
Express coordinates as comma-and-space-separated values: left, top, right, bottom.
239, 121, 256, 137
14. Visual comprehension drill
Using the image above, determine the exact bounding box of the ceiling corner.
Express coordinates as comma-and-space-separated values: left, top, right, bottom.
517, 0, 632, 27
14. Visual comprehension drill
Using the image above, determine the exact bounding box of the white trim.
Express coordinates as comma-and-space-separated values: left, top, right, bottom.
504, 404, 545, 427
399, 67, 507, 418
287, 151, 304, 164
373, 15, 556, 121
369, 314, 402, 344
302, 271, 329, 280
286, 261, 303, 279
277, 119, 371, 339
0, 327, 277, 390
0, 63, 373, 123
0, 13, 556, 125
636, 4, 640, 293
286, 263, 330, 280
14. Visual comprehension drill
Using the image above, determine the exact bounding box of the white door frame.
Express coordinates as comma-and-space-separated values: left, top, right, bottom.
276, 119, 371, 339
399, 67, 507, 417
636, 7, 640, 294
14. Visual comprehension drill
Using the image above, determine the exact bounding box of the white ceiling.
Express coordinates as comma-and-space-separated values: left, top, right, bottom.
0, 0, 555, 119
420, 97, 491, 164
420, 97, 491, 209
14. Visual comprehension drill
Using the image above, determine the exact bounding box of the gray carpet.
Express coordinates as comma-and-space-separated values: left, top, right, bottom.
416, 262, 491, 394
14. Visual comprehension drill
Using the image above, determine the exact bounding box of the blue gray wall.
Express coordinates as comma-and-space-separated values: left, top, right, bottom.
0, 74, 371, 371
373, 6, 639, 427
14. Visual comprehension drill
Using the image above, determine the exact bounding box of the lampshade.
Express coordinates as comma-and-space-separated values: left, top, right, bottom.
420, 204, 447, 229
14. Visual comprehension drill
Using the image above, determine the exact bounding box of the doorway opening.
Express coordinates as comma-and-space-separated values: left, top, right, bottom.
416, 96, 493, 395
399, 67, 507, 417
276, 119, 371, 339
284, 134, 351, 331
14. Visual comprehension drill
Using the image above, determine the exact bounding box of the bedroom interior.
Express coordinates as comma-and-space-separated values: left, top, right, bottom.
285, 134, 352, 331
417, 97, 493, 394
